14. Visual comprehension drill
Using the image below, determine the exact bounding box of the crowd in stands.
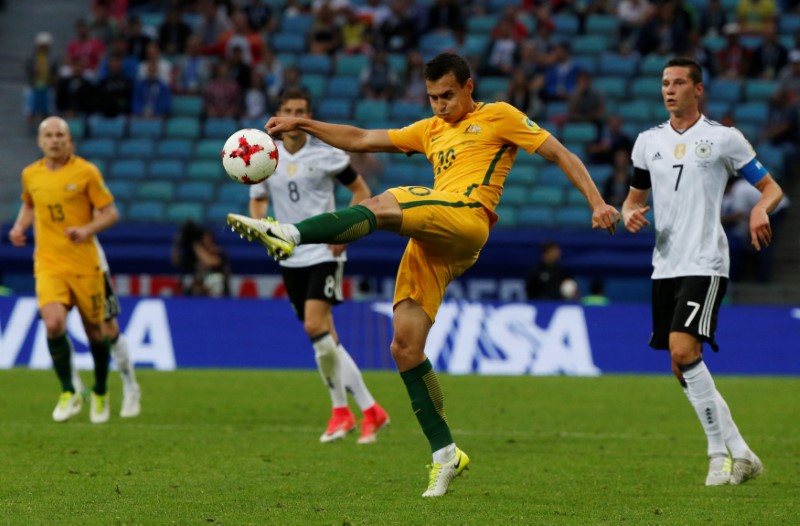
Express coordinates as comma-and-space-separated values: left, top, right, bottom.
19, 0, 800, 284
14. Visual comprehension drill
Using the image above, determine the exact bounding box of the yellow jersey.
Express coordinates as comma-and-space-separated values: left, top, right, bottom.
387, 101, 551, 215
21, 155, 114, 276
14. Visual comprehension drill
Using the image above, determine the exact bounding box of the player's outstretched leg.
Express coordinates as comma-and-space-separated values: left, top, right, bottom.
227, 214, 295, 260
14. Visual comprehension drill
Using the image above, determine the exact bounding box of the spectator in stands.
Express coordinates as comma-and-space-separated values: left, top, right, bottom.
484, 16, 520, 76
716, 23, 752, 80
582, 279, 610, 306
586, 114, 634, 165
308, 3, 342, 55
93, 0, 125, 23
340, 5, 373, 55
699, 0, 729, 37
277, 64, 305, 99
244, 0, 277, 33
684, 30, 718, 79
567, 70, 606, 130
245, 73, 268, 121
194, 0, 232, 47
506, 68, 538, 116
426, 0, 465, 34
158, 6, 193, 55
360, 49, 398, 100
55, 60, 95, 117
87, 0, 120, 45
126, 16, 152, 62
172, 220, 231, 297
603, 149, 632, 208
174, 35, 212, 94
736, 0, 778, 35
97, 37, 138, 81
25, 32, 58, 129
542, 42, 581, 102
221, 10, 265, 65
228, 45, 253, 93
357, 0, 392, 28
617, 0, 653, 50
66, 18, 106, 78
636, 1, 692, 56
778, 50, 800, 95
131, 60, 172, 118
749, 20, 789, 79
762, 86, 799, 148
137, 42, 171, 84
375, 0, 420, 54
203, 61, 242, 118
525, 241, 573, 301
96, 55, 133, 117
258, 45, 284, 108
399, 50, 428, 104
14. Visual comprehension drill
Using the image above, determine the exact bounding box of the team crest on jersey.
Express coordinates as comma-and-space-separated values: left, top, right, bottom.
695, 140, 713, 159
674, 144, 686, 160
65, 183, 77, 192
465, 124, 482, 134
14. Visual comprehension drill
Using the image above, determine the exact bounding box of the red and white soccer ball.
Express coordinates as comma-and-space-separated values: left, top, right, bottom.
221, 128, 279, 184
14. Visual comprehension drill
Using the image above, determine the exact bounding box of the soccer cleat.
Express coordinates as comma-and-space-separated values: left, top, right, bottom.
705, 455, 732, 486
422, 448, 470, 497
120, 387, 141, 418
730, 453, 764, 485
226, 213, 295, 260
320, 407, 356, 443
90, 392, 110, 424
52, 391, 83, 422
357, 403, 390, 445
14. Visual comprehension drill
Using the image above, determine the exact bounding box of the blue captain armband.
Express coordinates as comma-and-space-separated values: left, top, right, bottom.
739, 158, 768, 185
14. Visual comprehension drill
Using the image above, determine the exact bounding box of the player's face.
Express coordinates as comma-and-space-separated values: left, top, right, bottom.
277, 98, 310, 140
426, 73, 475, 123
37, 119, 72, 162
661, 66, 702, 115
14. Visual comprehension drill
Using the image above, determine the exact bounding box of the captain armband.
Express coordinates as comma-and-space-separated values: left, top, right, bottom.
738, 158, 768, 185
631, 167, 652, 190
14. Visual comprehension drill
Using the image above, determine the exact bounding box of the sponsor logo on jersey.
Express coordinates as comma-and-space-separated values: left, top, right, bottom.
674, 144, 686, 159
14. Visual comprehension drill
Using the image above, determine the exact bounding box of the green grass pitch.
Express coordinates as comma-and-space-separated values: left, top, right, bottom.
0, 369, 797, 525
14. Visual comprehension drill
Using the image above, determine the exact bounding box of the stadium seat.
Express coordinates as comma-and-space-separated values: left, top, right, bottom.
326, 75, 361, 100
106, 180, 135, 201
109, 159, 147, 180
419, 33, 457, 58
707, 79, 741, 103
572, 55, 598, 75
136, 181, 175, 201
704, 101, 731, 121
297, 53, 333, 75
335, 54, 369, 76
702, 34, 727, 52
466, 14, 499, 34
494, 205, 519, 228
126, 201, 166, 222
155, 138, 193, 159
187, 160, 224, 181
555, 206, 591, 228
629, 77, 664, 101
561, 123, 596, 144
66, 118, 85, 139
117, 138, 155, 158
203, 118, 238, 139
565, 187, 588, 206
744, 80, 778, 103
755, 143, 785, 178
194, 139, 223, 160
217, 183, 250, 206
165, 117, 201, 139
528, 187, 564, 206
271, 32, 306, 54
166, 202, 205, 223
552, 14, 580, 35
129, 118, 164, 138
149, 159, 186, 180
89, 116, 126, 138
571, 35, 609, 56
317, 99, 353, 121
733, 102, 769, 126
507, 164, 538, 185
276, 52, 297, 67
593, 76, 628, 101
302, 73, 327, 99
208, 203, 241, 223
617, 100, 656, 124
780, 13, 800, 34
177, 181, 216, 202
171, 95, 204, 118
280, 13, 314, 34
382, 164, 418, 186
538, 165, 572, 188
500, 185, 528, 206
464, 35, 491, 57
77, 138, 116, 159
88, 159, 107, 174
585, 14, 618, 36
387, 53, 408, 75
354, 100, 389, 123
598, 53, 639, 77
586, 164, 613, 186
517, 205, 555, 227
478, 77, 510, 99
390, 101, 426, 122
639, 54, 671, 76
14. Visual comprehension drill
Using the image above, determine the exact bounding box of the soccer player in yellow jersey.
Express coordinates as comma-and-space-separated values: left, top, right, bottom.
227, 53, 621, 496
8, 116, 119, 424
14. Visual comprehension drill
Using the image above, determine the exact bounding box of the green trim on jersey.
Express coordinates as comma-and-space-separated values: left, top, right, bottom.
399, 199, 484, 210
482, 145, 509, 185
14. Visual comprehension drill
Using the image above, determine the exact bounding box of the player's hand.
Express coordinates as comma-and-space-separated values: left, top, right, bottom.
591, 203, 621, 235
65, 226, 90, 243
623, 205, 651, 233
264, 117, 298, 141
749, 207, 771, 251
328, 244, 346, 257
8, 226, 26, 247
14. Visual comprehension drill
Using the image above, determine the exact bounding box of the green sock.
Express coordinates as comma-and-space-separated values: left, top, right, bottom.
47, 334, 75, 393
400, 359, 453, 453
90, 338, 111, 396
295, 204, 377, 244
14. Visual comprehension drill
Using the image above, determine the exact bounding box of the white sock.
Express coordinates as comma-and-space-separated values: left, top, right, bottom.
433, 443, 456, 465
337, 343, 375, 411
111, 334, 139, 394
280, 224, 301, 244
312, 333, 347, 407
682, 360, 727, 458
715, 390, 751, 459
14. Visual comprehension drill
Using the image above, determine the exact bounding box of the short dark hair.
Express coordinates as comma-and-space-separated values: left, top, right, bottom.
424, 53, 471, 85
664, 57, 703, 84
278, 87, 312, 111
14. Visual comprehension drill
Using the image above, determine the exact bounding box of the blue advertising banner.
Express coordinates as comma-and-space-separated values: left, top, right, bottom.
1, 297, 798, 375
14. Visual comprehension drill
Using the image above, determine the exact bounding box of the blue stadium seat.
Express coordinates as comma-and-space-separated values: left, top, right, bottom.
387, 53, 408, 75
149, 159, 186, 180
586, 164, 613, 186
466, 14, 499, 34
194, 139, 223, 160
639, 54, 671, 76
166, 202, 205, 223
326, 75, 361, 100
744, 80, 778, 103
271, 32, 306, 54
528, 187, 564, 205
165, 117, 201, 139
177, 181, 216, 202
89, 116, 126, 138
733, 102, 769, 126
755, 143, 785, 178
593, 76, 628, 101
117, 138, 155, 158
555, 206, 591, 228
585, 14, 618, 36
208, 203, 241, 223
276, 52, 297, 68
538, 165, 572, 188
106, 180, 135, 201
517, 206, 555, 227
354, 100, 389, 123
565, 187, 587, 206
419, 33, 457, 58
552, 14, 580, 35
500, 185, 528, 206
599, 53, 639, 77
66, 118, 85, 139
704, 101, 731, 121
317, 99, 353, 120
77, 138, 116, 159
335, 54, 369, 76
203, 118, 238, 139
302, 73, 328, 99
297, 53, 333, 75
561, 123, 596, 144
629, 77, 664, 101
707, 79, 742, 103
129, 118, 164, 138
702, 34, 727, 52
280, 13, 314, 34
155, 138, 193, 160
390, 101, 426, 122
494, 205, 519, 228
780, 13, 800, 34
88, 158, 107, 174
217, 183, 250, 206
464, 35, 491, 57
572, 35, 609, 56
507, 164, 538, 185
478, 77, 510, 99
572, 55, 598, 75
109, 159, 147, 180
187, 160, 225, 181
617, 100, 656, 124
127, 201, 166, 222
136, 181, 175, 201
171, 95, 204, 118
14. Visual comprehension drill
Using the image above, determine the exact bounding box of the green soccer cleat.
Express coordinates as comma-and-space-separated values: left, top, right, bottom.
730, 453, 764, 485
227, 214, 295, 260
90, 392, 110, 424
705, 455, 732, 486
422, 448, 470, 497
52, 391, 83, 422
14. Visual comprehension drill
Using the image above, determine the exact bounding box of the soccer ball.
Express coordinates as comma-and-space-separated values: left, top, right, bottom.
221, 128, 279, 184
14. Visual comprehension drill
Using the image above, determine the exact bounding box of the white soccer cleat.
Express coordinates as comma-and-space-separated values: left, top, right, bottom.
52, 391, 83, 422
705, 455, 732, 486
730, 453, 764, 485
422, 448, 470, 497
120, 387, 141, 418
90, 392, 110, 424
226, 214, 295, 260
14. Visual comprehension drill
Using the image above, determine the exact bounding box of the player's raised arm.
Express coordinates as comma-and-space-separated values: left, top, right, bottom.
266, 117, 401, 154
